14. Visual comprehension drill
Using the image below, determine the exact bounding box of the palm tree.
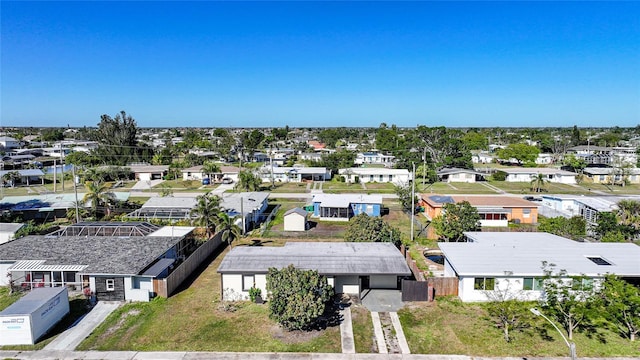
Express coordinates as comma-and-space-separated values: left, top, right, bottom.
83, 181, 116, 219
202, 161, 221, 182
82, 167, 103, 183
616, 199, 640, 234
530, 173, 546, 193
2, 171, 20, 188
214, 212, 242, 248
235, 170, 262, 191
191, 193, 220, 239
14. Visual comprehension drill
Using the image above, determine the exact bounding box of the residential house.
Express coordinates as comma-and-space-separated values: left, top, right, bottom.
566, 146, 638, 167
308, 140, 326, 151
129, 165, 168, 181
283, 208, 308, 232
182, 165, 240, 182
311, 194, 382, 221
471, 151, 496, 164
535, 153, 554, 165
498, 167, 577, 184
217, 242, 411, 300
419, 194, 538, 229
437, 168, 484, 183
299, 153, 323, 162
258, 165, 331, 183
127, 196, 196, 221
0, 223, 25, 245
0, 222, 199, 302
0, 169, 45, 187
338, 167, 411, 185
440, 232, 640, 302
539, 195, 640, 227
582, 167, 640, 185
0, 136, 21, 150
354, 151, 395, 167
1, 192, 130, 221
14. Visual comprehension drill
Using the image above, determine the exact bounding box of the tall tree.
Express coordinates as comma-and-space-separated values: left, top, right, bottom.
530, 173, 547, 193
497, 143, 540, 166
343, 213, 401, 245
484, 281, 533, 343
538, 216, 586, 240
431, 201, 480, 242
235, 170, 262, 191
202, 161, 221, 181
601, 275, 640, 341
191, 193, 221, 239
91, 111, 152, 165
394, 182, 417, 212
415, 126, 473, 170
266, 265, 334, 331
83, 181, 116, 218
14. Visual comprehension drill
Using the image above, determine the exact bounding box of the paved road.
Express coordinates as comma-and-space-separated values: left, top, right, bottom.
44, 302, 121, 351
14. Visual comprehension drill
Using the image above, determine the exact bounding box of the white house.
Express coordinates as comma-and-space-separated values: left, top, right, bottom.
499, 167, 577, 184
439, 232, 640, 302
129, 165, 168, 181
0, 223, 25, 245
437, 168, 484, 183
338, 168, 412, 184
0, 136, 21, 150
471, 151, 495, 164
258, 166, 331, 183
535, 153, 554, 165
283, 208, 308, 232
217, 242, 411, 300
354, 152, 395, 167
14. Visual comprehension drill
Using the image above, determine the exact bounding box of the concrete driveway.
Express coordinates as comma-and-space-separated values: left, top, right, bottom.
360, 289, 405, 312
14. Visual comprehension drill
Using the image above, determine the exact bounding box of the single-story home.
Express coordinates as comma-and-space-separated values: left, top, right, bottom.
129, 165, 169, 181
259, 166, 331, 182
182, 165, 239, 182
0, 222, 198, 302
354, 152, 395, 167
220, 192, 270, 233
440, 232, 640, 302
539, 195, 640, 227
283, 208, 308, 231
0, 136, 21, 150
582, 167, 640, 185
0, 223, 25, 245
419, 194, 538, 226
217, 242, 411, 300
338, 168, 411, 185
471, 151, 496, 164
498, 167, 577, 184
127, 196, 196, 221
299, 153, 323, 162
0, 169, 45, 187
0, 192, 130, 221
311, 194, 383, 221
437, 168, 484, 183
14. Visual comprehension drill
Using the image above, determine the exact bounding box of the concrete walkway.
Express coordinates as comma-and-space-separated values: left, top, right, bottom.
44, 302, 121, 350
339, 307, 355, 354
370, 312, 387, 354
389, 312, 411, 354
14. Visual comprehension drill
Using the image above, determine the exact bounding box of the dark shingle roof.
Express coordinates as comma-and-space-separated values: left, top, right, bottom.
0, 235, 182, 275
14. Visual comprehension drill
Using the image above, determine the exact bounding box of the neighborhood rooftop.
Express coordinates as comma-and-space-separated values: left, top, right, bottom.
439, 232, 640, 277
217, 242, 411, 276
312, 194, 383, 208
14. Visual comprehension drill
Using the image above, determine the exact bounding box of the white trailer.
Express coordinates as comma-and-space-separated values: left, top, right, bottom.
0, 287, 70, 345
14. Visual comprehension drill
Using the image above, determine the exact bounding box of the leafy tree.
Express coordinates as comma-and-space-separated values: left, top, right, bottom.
538, 216, 586, 240
2, 171, 21, 187
571, 125, 581, 146
65, 151, 100, 167
601, 231, 626, 243
266, 265, 334, 331
616, 199, 640, 239
159, 183, 173, 197
562, 154, 587, 173
530, 173, 547, 193
40, 128, 64, 142
239, 129, 265, 161
91, 111, 153, 165
66, 203, 89, 223
461, 131, 489, 150
375, 123, 402, 152
539, 263, 601, 340
394, 182, 417, 212
431, 201, 480, 242
484, 281, 533, 342
344, 213, 401, 245
191, 193, 221, 239
214, 212, 242, 247
235, 170, 262, 191
595, 212, 621, 240
320, 150, 356, 174
83, 181, 116, 218
415, 126, 473, 170
497, 143, 540, 166
202, 161, 221, 181
600, 275, 640, 341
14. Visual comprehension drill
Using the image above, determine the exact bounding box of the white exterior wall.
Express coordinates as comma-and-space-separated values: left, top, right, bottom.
449, 173, 476, 183
479, 219, 508, 227
221, 273, 267, 301
457, 276, 602, 302
444, 259, 456, 278
0, 315, 32, 345
124, 277, 150, 302
370, 275, 397, 289
183, 171, 205, 181
0, 261, 14, 286
138, 173, 152, 181
506, 173, 534, 182
335, 275, 359, 294
555, 175, 577, 184
284, 213, 306, 231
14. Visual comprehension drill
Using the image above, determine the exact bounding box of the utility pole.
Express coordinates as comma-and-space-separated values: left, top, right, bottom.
410, 162, 415, 244
53, 159, 57, 193
240, 196, 245, 235
422, 147, 427, 188
72, 165, 80, 223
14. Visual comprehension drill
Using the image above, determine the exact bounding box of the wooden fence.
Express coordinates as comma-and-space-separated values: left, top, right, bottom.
154, 232, 223, 298
400, 245, 458, 300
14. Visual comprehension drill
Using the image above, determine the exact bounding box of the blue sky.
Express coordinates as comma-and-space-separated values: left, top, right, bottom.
1, 1, 639, 128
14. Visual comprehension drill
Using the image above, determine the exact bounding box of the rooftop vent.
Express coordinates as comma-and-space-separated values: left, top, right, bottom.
586, 256, 612, 266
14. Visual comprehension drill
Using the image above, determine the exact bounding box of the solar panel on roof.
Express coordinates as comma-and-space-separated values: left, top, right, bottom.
587, 256, 612, 266
429, 195, 455, 204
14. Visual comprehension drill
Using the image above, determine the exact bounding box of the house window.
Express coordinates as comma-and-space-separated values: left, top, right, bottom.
389, 175, 393, 182
242, 275, 255, 291
599, 175, 605, 181
370, 175, 374, 181
379, 175, 384, 182
474, 277, 495, 291
106, 279, 115, 291
523, 277, 543, 290
572, 278, 594, 291
523, 209, 531, 218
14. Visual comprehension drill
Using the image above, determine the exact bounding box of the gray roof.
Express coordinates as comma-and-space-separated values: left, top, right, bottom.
0, 169, 45, 177
220, 192, 269, 214
0, 223, 25, 233
0, 287, 67, 316
437, 167, 481, 176
128, 165, 168, 173
142, 197, 197, 209
284, 207, 308, 217
218, 242, 411, 276
440, 232, 640, 277
269, 166, 328, 175
0, 234, 183, 275
312, 194, 383, 208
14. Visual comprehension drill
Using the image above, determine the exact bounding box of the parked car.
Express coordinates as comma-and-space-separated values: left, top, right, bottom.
523, 196, 542, 202
202, 178, 211, 185
222, 177, 233, 184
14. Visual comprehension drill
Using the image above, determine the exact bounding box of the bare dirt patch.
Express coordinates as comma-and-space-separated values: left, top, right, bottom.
270, 324, 324, 344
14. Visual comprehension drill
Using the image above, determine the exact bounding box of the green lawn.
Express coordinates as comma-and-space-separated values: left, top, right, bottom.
351, 304, 375, 353
488, 180, 592, 195
400, 298, 640, 357
322, 181, 365, 193
579, 182, 640, 195
418, 182, 498, 194
77, 245, 341, 352
269, 182, 309, 193
0, 287, 23, 311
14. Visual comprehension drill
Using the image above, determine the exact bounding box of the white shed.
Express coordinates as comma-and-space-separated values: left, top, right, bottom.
0, 287, 70, 345
283, 208, 308, 231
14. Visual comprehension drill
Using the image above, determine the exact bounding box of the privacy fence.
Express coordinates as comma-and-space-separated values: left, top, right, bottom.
400, 244, 458, 301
